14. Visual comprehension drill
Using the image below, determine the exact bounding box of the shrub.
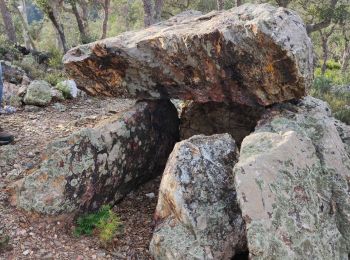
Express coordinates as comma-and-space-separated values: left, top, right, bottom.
0, 35, 21, 61
55, 80, 72, 99
13, 54, 44, 79
334, 109, 350, 125
47, 47, 63, 69
44, 72, 65, 86
74, 205, 122, 245
312, 76, 332, 95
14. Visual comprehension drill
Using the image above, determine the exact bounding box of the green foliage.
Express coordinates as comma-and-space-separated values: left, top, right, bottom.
74, 205, 122, 245
0, 35, 20, 61
312, 75, 333, 94
311, 73, 350, 125
34, 0, 51, 13
47, 47, 63, 69
55, 80, 72, 98
44, 71, 65, 86
14, 54, 44, 79
315, 60, 350, 85
334, 109, 350, 125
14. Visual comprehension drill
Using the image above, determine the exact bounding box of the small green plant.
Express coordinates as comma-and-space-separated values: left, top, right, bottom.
74, 205, 122, 245
312, 76, 332, 95
47, 47, 64, 69
55, 80, 72, 98
44, 72, 65, 86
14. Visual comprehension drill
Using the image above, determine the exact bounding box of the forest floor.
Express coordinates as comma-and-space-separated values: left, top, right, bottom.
0, 96, 160, 259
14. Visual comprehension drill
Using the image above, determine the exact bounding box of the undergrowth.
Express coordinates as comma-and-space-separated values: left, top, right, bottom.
311, 60, 350, 125
74, 205, 122, 245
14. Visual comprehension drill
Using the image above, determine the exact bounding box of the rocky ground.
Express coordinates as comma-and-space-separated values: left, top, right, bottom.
0, 96, 160, 259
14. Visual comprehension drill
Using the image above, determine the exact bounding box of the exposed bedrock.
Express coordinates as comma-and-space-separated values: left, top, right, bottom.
12, 100, 179, 214
149, 134, 247, 260
179, 101, 264, 144
63, 3, 313, 106
234, 96, 350, 259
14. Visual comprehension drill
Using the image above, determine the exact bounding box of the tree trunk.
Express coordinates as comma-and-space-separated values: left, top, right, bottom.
100, 0, 110, 39
321, 36, 329, 75
47, 10, 68, 52
142, 0, 153, 27
217, 0, 224, 10
341, 39, 350, 73
154, 0, 163, 22
0, 0, 17, 43
341, 24, 350, 73
21, 0, 30, 48
71, 1, 88, 43
236, 0, 242, 6
13, 3, 37, 50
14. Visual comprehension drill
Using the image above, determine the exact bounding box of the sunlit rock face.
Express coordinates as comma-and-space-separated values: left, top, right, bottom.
13, 100, 179, 214
63, 3, 313, 107
234, 97, 350, 259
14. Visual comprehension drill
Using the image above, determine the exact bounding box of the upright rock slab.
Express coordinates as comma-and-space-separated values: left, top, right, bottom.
150, 134, 246, 260
234, 97, 350, 259
64, 3, 313, 106
13, 100, 179, 214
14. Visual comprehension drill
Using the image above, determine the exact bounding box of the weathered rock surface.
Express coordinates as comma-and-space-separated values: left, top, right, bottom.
23, 80, 52, 106
234, 96, 350, 259
150, 134, 246, 260
180, 102, 263, 144
1, 60, 28, 85
13, 100, 179, 214
63, 3, 313, 106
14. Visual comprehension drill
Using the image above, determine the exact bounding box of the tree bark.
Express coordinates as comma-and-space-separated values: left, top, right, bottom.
319, 25, 336, 75
217, 0, 224, 10
142, 0, 153, 27
0, 0, 17, 43
154, 0, 163, 22
341, 27, 350, 73
236, 0, 242, 6
70, 0, 89, 43
306, 0, 338, 34
47, 9, 68, 52
100, 0, 110, 39
13, 3, 37, 50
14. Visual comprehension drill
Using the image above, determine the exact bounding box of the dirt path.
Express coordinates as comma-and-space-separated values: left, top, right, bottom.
0, 97, 159, 259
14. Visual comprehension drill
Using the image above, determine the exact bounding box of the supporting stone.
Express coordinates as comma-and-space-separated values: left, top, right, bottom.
234, 97, 350, 259
12, 100, 179, 214
150, 134, 247, 260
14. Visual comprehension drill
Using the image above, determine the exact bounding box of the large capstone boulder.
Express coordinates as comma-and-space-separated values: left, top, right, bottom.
23, 80, 52, 106
233, 96, 350, 259
63, 3, 313, 106
150, 134, 246, 260
12, 100, 179, 214
180, 102, 263, 144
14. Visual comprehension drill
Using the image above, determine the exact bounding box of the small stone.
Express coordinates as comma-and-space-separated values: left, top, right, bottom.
145, 192, 155, 199
23, 249, 30, 256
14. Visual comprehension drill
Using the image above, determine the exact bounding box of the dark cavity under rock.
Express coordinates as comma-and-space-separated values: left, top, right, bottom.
180, 101, 264, 145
